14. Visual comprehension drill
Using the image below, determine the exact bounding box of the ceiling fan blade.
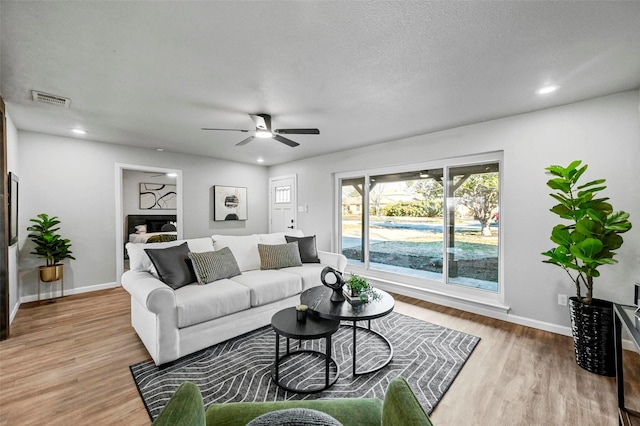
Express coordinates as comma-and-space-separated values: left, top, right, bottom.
236, 136, 255, 146
201, 128, 250, 132
273, 135, 300, 147
274, 128, 320, 135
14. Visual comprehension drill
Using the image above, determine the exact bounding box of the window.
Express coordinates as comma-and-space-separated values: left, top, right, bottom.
337, 155, 500, 293
274, 185, 291, 203
341, 177, 365, 266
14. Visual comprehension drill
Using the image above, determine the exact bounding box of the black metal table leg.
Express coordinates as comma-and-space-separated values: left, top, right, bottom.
326, 335, 331, 387
274, 332, 280, 383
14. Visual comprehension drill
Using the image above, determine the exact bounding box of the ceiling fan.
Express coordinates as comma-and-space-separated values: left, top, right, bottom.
202, 114, 320, 147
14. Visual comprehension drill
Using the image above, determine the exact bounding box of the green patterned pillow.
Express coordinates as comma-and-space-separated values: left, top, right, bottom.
146, 234, 178, 243
188, 247, 241, 284
258, 242, 303, 270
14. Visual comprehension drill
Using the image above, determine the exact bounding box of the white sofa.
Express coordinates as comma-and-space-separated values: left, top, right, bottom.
121, 230, 347, 365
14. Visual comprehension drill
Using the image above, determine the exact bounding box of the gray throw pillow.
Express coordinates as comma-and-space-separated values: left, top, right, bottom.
285, 235, 320, 263
258, 242, 303, 270
144, 242, 196, 290
188, 247, 241, 284
247, 408, 343, 426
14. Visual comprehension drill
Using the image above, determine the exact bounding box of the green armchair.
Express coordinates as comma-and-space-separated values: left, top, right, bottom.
152, 377, 433, 426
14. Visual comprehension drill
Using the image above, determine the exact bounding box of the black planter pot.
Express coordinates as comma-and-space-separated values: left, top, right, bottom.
568, 297, 615, 377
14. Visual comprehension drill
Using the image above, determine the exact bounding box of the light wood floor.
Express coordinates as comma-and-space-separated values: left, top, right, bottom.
1, 287, 638, 425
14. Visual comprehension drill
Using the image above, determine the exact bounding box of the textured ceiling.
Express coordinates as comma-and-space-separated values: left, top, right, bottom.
1, 1, 640, 166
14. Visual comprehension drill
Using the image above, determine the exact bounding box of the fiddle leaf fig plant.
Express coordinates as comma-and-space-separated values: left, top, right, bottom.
27, 213, 75, 266
541, 160, 632, 305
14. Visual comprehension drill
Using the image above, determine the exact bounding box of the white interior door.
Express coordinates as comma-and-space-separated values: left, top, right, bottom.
269, 175, 297, 233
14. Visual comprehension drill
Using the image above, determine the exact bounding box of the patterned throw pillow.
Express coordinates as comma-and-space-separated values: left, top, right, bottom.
258, 242, 303, 270
188, 247, 241, 284
146, 234, 178, 243
247, 408, 343, 426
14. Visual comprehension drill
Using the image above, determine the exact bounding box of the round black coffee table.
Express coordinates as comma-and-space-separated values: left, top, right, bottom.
270, 307, 341, 393
300, 285, 395, 376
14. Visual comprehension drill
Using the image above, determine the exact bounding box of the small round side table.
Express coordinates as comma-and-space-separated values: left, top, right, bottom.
270, 307, 340, 393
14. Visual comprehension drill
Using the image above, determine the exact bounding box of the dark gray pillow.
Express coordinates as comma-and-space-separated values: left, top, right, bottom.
285, 235, 320, 263
247, 408, 343, 426
258, 242, 303, 270
188, 248, 241, 284
144, 242, 196, 289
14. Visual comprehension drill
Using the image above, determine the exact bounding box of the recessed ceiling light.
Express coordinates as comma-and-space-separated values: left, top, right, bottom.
166, 173, 177, 177
536, 85, 561, 95
71, 128, 87, 135
156, 148, 164, 152
255, 130, 273, 139
257, 158, 264, 163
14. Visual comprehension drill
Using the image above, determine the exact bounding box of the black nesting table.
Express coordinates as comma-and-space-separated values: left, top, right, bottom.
300, 285, 395, 376
270, 307, 340, 393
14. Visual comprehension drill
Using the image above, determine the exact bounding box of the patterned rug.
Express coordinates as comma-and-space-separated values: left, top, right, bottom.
130, 312, 480, 420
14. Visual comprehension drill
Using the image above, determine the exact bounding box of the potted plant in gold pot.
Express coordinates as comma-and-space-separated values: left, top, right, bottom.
541, 160, 632, 376
27, 213, 75, 283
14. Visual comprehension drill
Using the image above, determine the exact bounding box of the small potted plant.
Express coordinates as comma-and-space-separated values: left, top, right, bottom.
345, 274, 379, 303
541, 160, 632, 376
27, 213, 75, 282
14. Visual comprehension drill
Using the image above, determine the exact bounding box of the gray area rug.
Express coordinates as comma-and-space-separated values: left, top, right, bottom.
130, 312, 480, 420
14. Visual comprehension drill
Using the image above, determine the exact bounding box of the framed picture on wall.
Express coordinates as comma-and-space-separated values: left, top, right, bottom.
213, 186, 247, 221
139, 183, 177, 210
8, 172, 18, 245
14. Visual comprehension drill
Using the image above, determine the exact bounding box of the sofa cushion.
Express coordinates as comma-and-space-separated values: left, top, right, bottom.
188, 248, 241, 284
257, 229, 304, 245
174, 280, 251, 328
145, 243, 196, 290
230, 270, 302, 307
212, 234, 261, 272
127, 238, 215, 276
257, 232, 287, 245
247, 408, 343, 426
281, 264, 327, 291
285, 235, 320, 263
258, 242, 303, 270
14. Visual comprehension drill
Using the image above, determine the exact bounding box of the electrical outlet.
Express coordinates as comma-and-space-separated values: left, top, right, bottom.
558, 294, 568, 306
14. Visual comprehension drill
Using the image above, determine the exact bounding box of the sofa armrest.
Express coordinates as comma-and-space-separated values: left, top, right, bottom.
317, 250, 347, 272
121, 270, 176, 314
152, 382, 205, 426
382, 377, 433, 426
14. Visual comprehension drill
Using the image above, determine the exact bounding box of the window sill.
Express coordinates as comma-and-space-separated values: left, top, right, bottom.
345, 267, 510, 316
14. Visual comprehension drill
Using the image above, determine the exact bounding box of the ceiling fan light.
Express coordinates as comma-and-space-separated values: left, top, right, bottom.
255, 130, 273, 138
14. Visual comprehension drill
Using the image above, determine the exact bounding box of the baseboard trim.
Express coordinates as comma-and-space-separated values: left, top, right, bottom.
19, 281, 120, 303
10, 300, 21, 324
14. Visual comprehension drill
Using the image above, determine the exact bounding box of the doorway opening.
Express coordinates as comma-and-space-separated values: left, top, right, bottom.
115, 164, 183, 284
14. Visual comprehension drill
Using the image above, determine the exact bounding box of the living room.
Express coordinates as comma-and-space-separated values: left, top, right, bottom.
1, 2, 640, 425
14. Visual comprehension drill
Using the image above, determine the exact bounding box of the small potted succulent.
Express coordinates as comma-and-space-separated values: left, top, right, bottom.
27, 213, 75, 282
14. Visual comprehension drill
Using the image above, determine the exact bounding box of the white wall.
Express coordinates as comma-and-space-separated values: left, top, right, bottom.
17, 132, 269, 299
269, 91, 640, 331
5, 112, 19, 322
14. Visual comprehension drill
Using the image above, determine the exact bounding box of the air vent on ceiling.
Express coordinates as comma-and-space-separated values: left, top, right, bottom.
31, 90, 71, 108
